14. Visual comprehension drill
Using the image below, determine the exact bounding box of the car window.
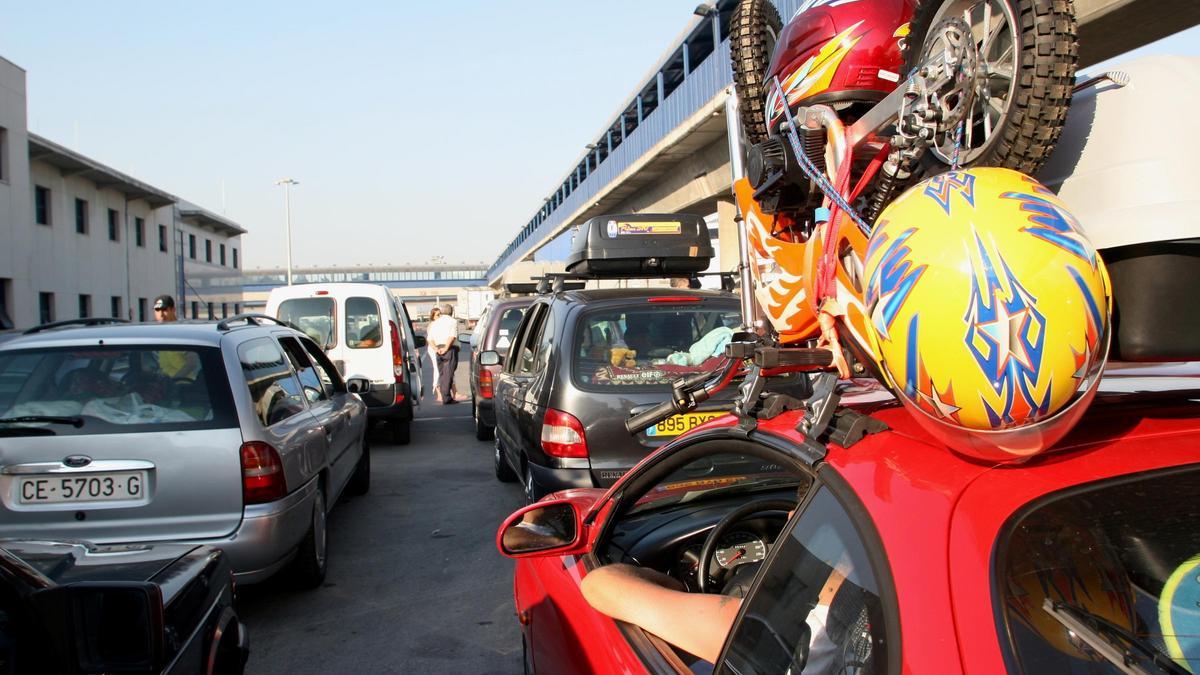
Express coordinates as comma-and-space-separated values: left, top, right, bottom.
573, 304, 740, 391
299, 336, 344, 396
237, 338, 306, 427
507, 304, 544, 376
279, 337, 329, 404
493, 306, 527, 355
996, 466, 1200, 674
277, 297, 336, 348
0, 346, 236, 435
721, 485, 892, 674
345, 296, 383, 350
472, 305, 491, 349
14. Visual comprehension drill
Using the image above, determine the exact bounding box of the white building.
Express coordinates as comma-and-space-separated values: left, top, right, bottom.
0, 55, 247, 329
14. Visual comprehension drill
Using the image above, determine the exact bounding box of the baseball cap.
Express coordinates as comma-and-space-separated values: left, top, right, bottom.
153, 295, 175, 311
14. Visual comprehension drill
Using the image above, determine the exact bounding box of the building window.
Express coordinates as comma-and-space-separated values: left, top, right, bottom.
0, 278, 11, 330
75, 198, 88, 234
191, 301, 198, 319
207, 302, 214, 320
220, 302, 227, 318
34, 186, 50, 225
205, 239, 212, 263
219, 244, 226, 266
138, 297, 147, 322
188, 234, 196, 259
158, 224, 168, 252
38, 292, 54, 325
135, 217, 145, 247
78, 294, 91, 318
107, 209, 120, 241
232, 248, 239, 269
233, 303, 241, 315
110, 296, 122, 319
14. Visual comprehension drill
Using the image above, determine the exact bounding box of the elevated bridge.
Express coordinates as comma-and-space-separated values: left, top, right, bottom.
487, 0, 1198, 286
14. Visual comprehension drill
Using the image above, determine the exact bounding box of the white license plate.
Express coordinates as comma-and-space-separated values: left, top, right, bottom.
18, 471, 147, 504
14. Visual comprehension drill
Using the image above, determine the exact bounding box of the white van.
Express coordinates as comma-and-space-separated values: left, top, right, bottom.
266, 283, 423, 444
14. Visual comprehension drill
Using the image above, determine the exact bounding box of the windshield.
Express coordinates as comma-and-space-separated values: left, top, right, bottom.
997, 466, 1200, 673
277, 297, 336, 348
0, 346, 236, 435
628, 451, 806, 516
573, 303, 740, 390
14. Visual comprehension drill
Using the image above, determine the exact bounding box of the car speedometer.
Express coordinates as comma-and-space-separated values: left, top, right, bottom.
715, 532, 766, 569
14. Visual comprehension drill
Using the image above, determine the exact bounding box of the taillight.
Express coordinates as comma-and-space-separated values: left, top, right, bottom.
479, 369, 494, 399
540, 409, 588, 458
240, 441, 287, 504
389, 320, 405, 404
648, 296, 701, 303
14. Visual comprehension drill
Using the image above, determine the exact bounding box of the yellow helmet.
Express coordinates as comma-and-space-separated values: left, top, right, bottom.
862, 168, 1111, 462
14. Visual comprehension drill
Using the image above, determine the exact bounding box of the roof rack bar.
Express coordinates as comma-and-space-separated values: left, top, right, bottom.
216, 313, 299, 332
24, 317, 130, 335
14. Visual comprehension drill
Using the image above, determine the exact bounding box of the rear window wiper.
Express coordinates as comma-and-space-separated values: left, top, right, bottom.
1042, 599, 1189, 674
0, 416, 84, 428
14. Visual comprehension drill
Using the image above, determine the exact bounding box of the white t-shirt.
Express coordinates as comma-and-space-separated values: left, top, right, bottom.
427, 315, 458, 349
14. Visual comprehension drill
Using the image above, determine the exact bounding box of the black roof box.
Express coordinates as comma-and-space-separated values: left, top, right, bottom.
565, 213, 714, 277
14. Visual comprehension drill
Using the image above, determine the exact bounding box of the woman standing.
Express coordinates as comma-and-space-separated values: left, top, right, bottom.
426, 307, 442, 402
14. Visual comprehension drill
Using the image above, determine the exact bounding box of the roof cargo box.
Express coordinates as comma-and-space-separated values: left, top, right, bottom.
1038, 55, 1200, 361
566, 214, 714, 277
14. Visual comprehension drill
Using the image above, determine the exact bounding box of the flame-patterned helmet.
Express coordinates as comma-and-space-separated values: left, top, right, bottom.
862, 168, 1111, 462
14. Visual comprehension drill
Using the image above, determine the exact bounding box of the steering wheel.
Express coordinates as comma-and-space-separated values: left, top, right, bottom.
697, 498, 796, 594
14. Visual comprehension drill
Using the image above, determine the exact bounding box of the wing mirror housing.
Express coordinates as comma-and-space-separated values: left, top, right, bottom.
345, 374, 371, 394
496, 499, 590, 558
479, 351, 502, 367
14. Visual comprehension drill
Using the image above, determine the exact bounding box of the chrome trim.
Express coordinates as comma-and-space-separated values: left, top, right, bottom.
2, 459, 154, 475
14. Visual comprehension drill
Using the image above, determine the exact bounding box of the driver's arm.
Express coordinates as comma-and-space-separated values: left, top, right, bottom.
581, 563, 741, 664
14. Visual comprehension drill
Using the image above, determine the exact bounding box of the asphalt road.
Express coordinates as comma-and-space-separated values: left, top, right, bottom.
238, 352, 527, 674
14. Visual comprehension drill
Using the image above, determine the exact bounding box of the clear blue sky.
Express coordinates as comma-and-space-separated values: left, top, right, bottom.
2, 5, 1196, 270
0, 1, 708, 269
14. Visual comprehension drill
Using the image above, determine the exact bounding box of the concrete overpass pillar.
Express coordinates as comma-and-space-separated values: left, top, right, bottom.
716, 198, 739, 273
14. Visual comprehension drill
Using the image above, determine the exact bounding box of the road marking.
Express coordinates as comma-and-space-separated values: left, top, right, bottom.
415, 415, 473, 420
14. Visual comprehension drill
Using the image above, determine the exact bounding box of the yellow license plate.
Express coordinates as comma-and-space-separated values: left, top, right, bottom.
645, 412, 724, 437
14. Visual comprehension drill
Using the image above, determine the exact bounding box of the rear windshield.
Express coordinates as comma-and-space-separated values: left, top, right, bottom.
573, 304, 740, 390
996, 466, 1200, 673
277, 297, 336, 348
492, 306, 527, 355
0, 346, 236, 436
345, 297, 383, 350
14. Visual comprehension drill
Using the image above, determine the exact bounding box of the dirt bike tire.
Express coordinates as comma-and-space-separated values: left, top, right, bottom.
730, 0, 784, 146
903, 0, 1077, 175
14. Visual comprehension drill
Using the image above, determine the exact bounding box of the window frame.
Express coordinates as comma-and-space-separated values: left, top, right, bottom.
236, 336, 308, 428
299, 335, 346, 397
134, 217, 145, 247
158, 224, 168, 252
34, 186, 50, 226
74, 198, 88, 234
278, 336, 329, 404
107, 209, 119, 242
508, 303, 548, 377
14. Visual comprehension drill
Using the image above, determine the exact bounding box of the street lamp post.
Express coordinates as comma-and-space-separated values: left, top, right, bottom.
275, 178, 300, 285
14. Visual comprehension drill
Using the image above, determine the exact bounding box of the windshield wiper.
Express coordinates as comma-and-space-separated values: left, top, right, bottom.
1042, 599, 1189, 675
0, 416, 84, 428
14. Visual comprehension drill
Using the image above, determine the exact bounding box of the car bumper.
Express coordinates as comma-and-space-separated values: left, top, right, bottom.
363, 383, 414, 421
181, 476, 318, 585
528, 461, 594, 496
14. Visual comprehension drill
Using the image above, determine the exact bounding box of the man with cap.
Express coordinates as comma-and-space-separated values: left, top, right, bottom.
153, 295, 178, 322
427, 303, 463, 404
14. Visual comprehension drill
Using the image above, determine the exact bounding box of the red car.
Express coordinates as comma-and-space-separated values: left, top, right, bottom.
497, 372, 1200, 673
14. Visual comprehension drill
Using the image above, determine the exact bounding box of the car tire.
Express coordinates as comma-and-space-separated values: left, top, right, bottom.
495, 439, 517, 483
522, 635, 533, 675
390, 418, 411, 446
522, 459, 543, 505
346, 435, 370, 496
289, 484, 328, 589
475, 397, 495, 441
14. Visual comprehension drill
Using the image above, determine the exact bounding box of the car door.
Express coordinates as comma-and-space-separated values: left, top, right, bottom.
494, 303, 544, 465
299, 336, 367, 496
278, 335, 356, 501
508, 304, 550, 464
517, 306, 556, 461
393, 298, 423, 401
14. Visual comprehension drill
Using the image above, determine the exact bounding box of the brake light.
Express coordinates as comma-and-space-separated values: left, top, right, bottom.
389, 320, 406, 404
479, 369, 494, 399
315, 290, 329, 295
240, 441, 287, 504
648, 296, 701, 303
540, 409, 588, 458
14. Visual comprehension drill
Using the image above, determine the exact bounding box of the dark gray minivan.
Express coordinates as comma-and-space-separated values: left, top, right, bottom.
492, 288, 740, 503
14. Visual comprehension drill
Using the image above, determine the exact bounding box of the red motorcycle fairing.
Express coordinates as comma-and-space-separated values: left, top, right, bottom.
765, 0, 916, 133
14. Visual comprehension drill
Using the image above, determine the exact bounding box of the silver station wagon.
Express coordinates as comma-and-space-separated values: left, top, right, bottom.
0, 315, 369, 587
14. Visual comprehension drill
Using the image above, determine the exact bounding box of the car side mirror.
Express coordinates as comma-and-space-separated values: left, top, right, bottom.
32, 582, 165, 672
345, 374, 371, 394
414, 335, 427, 349
496, 500, 589, 558
479, 351, 501, 367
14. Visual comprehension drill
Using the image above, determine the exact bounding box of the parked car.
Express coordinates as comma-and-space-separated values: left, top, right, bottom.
492, 288, 742, 503
0, 539, 247, 674
0, 315, 369, 588
266, 283, 423, 444
496, 370, 1200, 673
469, 297, 532, 441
